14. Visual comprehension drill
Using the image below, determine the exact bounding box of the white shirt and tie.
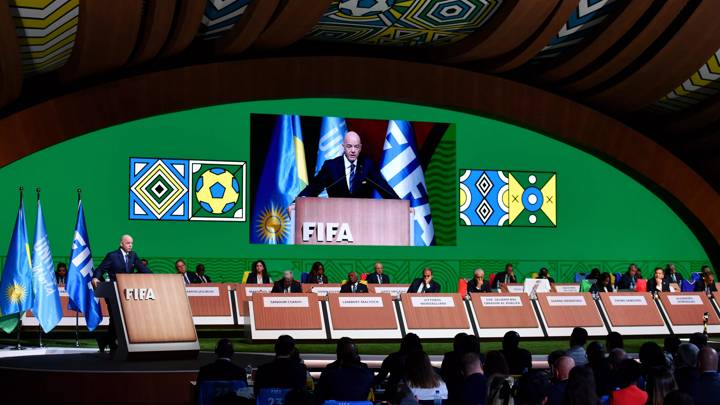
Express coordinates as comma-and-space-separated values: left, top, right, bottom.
183, 273, 191, 285
344, 155, 356, 191
198, 274, 208, 283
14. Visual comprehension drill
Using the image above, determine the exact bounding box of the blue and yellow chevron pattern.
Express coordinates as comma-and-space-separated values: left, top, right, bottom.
9, 0, 79, 75
198, 0, 252, 40
309, 0, 503, 47
651, 48, 720, 113
535, 0, 618, 60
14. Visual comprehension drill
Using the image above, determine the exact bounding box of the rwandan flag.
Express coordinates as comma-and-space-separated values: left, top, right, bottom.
251, 115, 308, 244
0, 199, 34, 333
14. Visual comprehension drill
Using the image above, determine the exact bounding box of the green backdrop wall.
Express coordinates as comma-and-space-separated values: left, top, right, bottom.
0, 99, 710, 290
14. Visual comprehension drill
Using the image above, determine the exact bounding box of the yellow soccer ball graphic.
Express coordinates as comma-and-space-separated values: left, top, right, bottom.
195, 168, 240, 214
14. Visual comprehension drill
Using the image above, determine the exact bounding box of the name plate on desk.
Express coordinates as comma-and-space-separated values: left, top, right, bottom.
668, 295, 703, 305
480, 296, 523, 307
547, 295, 586, 306
411, 296, 455, 307
506, 284, 524, 293
555, 284, 581, 293
263, 296, 309, 307
185, 286, 220, 297
609, 295, 648, 306
311, 286, 342, 296
244, 286, 273, 296
338, 296, 384, 308
372, 286, 409, 297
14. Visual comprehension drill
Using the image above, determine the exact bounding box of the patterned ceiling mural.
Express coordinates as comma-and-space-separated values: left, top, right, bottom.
308, 0, 503, 47
650, 48, 720, 113
198, 0, 251, 40
534, 0, 618, 61
9, 0, 79, 75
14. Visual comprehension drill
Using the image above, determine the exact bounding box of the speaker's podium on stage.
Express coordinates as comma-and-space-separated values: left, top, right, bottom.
293, 197, 412, 245
95, 274, 200, 360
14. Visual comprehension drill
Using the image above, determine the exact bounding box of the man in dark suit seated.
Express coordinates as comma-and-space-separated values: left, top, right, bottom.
316, 338, 374, 402
91, 234, 151, 353
367, 262, 390, 284
340, 272, 368, 293
271, 271, 302, 293
254, 335, 308, 397
197, 339, 247, 383
665, 263, 684, 284
461, 352, 487, 405
466, 268, 491, 293
647, 267, 671, 293
691, 347, 720, 405
195, 264, 211, 283
175, 259, 199, 285
500, 331, 532, 375
490, 264, 517, 290
298, 131, 399, 199
408, 268, 441, 293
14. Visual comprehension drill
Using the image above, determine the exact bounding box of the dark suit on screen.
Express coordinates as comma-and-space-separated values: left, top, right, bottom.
466, 279, 491, 293
408, 278, 441, 293
271, 280, 303, 293
298, 155, 399, 199
246, 272, 271, 284
340, 282, 368, 293
366, 273, 390, 284
93, 249, 152, 352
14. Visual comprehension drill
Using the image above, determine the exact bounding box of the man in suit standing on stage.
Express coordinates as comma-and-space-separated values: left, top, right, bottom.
340, 272, 368, 293
408, 268, 441, 293
367, 262, 390, 284
298, 131, 399, 199
91, 234, 152, 353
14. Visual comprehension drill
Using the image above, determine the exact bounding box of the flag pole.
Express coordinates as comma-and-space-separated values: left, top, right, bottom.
36, 188, 46, 349
13, 187, 25, 351
74, 188, 81, 348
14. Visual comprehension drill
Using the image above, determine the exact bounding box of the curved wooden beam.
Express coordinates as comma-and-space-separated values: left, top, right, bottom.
0, 2, 22, 109
559, 0, 688, 94
213, 0, 281, 55
587, 0, 720, 112
253, 0, 332, 49
435, 0, 559, 63
484, 0, 577, 73
0, 57, 717, 266
59, 0, 144, 82
158, 0, 205, 58
658, 96, 720, 136
128, 0, 177, 66
540, 0, 654, 83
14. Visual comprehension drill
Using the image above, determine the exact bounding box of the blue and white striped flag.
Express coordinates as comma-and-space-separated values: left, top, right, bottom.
66, 200, 102, 331
31, 200, 62, 333
378, 120, 435, 246
315, 117, 346, 198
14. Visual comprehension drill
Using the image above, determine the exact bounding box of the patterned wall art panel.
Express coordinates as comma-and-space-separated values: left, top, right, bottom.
129, 158, 246, 221
533, 0, 618, 60
308, 0, 504, 47
197, 0, 252, 40
9, 0, 79, 75
649, 48, 720, 113
459, 169, 556, 227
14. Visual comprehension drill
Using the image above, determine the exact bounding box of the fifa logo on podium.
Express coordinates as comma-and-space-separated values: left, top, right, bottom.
124, 288, 156, 301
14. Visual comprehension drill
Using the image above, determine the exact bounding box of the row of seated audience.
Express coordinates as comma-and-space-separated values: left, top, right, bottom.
197, 328, 720, 405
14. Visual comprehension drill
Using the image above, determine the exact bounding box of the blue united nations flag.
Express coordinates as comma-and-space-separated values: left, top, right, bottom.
31, 199, 62, 333
377, 120, 435, 246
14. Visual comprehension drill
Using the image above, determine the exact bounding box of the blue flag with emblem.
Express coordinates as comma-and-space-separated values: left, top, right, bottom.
0, 197, 34, 333
66, 200, 102, 331
377, 120, 435, 246
315, 117, 346, 198
251, 115, 308, 244
31, 200, 62, 333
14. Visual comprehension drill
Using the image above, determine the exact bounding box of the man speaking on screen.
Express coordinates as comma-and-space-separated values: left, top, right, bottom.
298, 131, 399, 199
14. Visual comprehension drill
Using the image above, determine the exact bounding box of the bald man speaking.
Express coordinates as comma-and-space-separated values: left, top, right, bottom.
299, 131, 399, 199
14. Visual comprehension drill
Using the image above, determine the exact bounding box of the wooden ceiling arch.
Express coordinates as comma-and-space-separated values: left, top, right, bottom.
213, 0, 282, 55
127, 0, 178, 66
0, 3, 21, 108
0, 57, 717, 266
157, 0, 205, 58
253, 0, 333, 49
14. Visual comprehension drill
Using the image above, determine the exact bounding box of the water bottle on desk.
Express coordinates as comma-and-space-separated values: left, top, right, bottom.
434, 389, 442, 405
245, 364, 253, 385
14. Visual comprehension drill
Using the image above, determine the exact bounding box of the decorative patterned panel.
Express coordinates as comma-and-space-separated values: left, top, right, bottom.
459, 170, 556, 227
534, 0, 618, 60
129, 158, 247, 221
9, 0, 79, 75
650, 48, 720, 113
198, 0, 252, 40
308, 0, 503, 47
